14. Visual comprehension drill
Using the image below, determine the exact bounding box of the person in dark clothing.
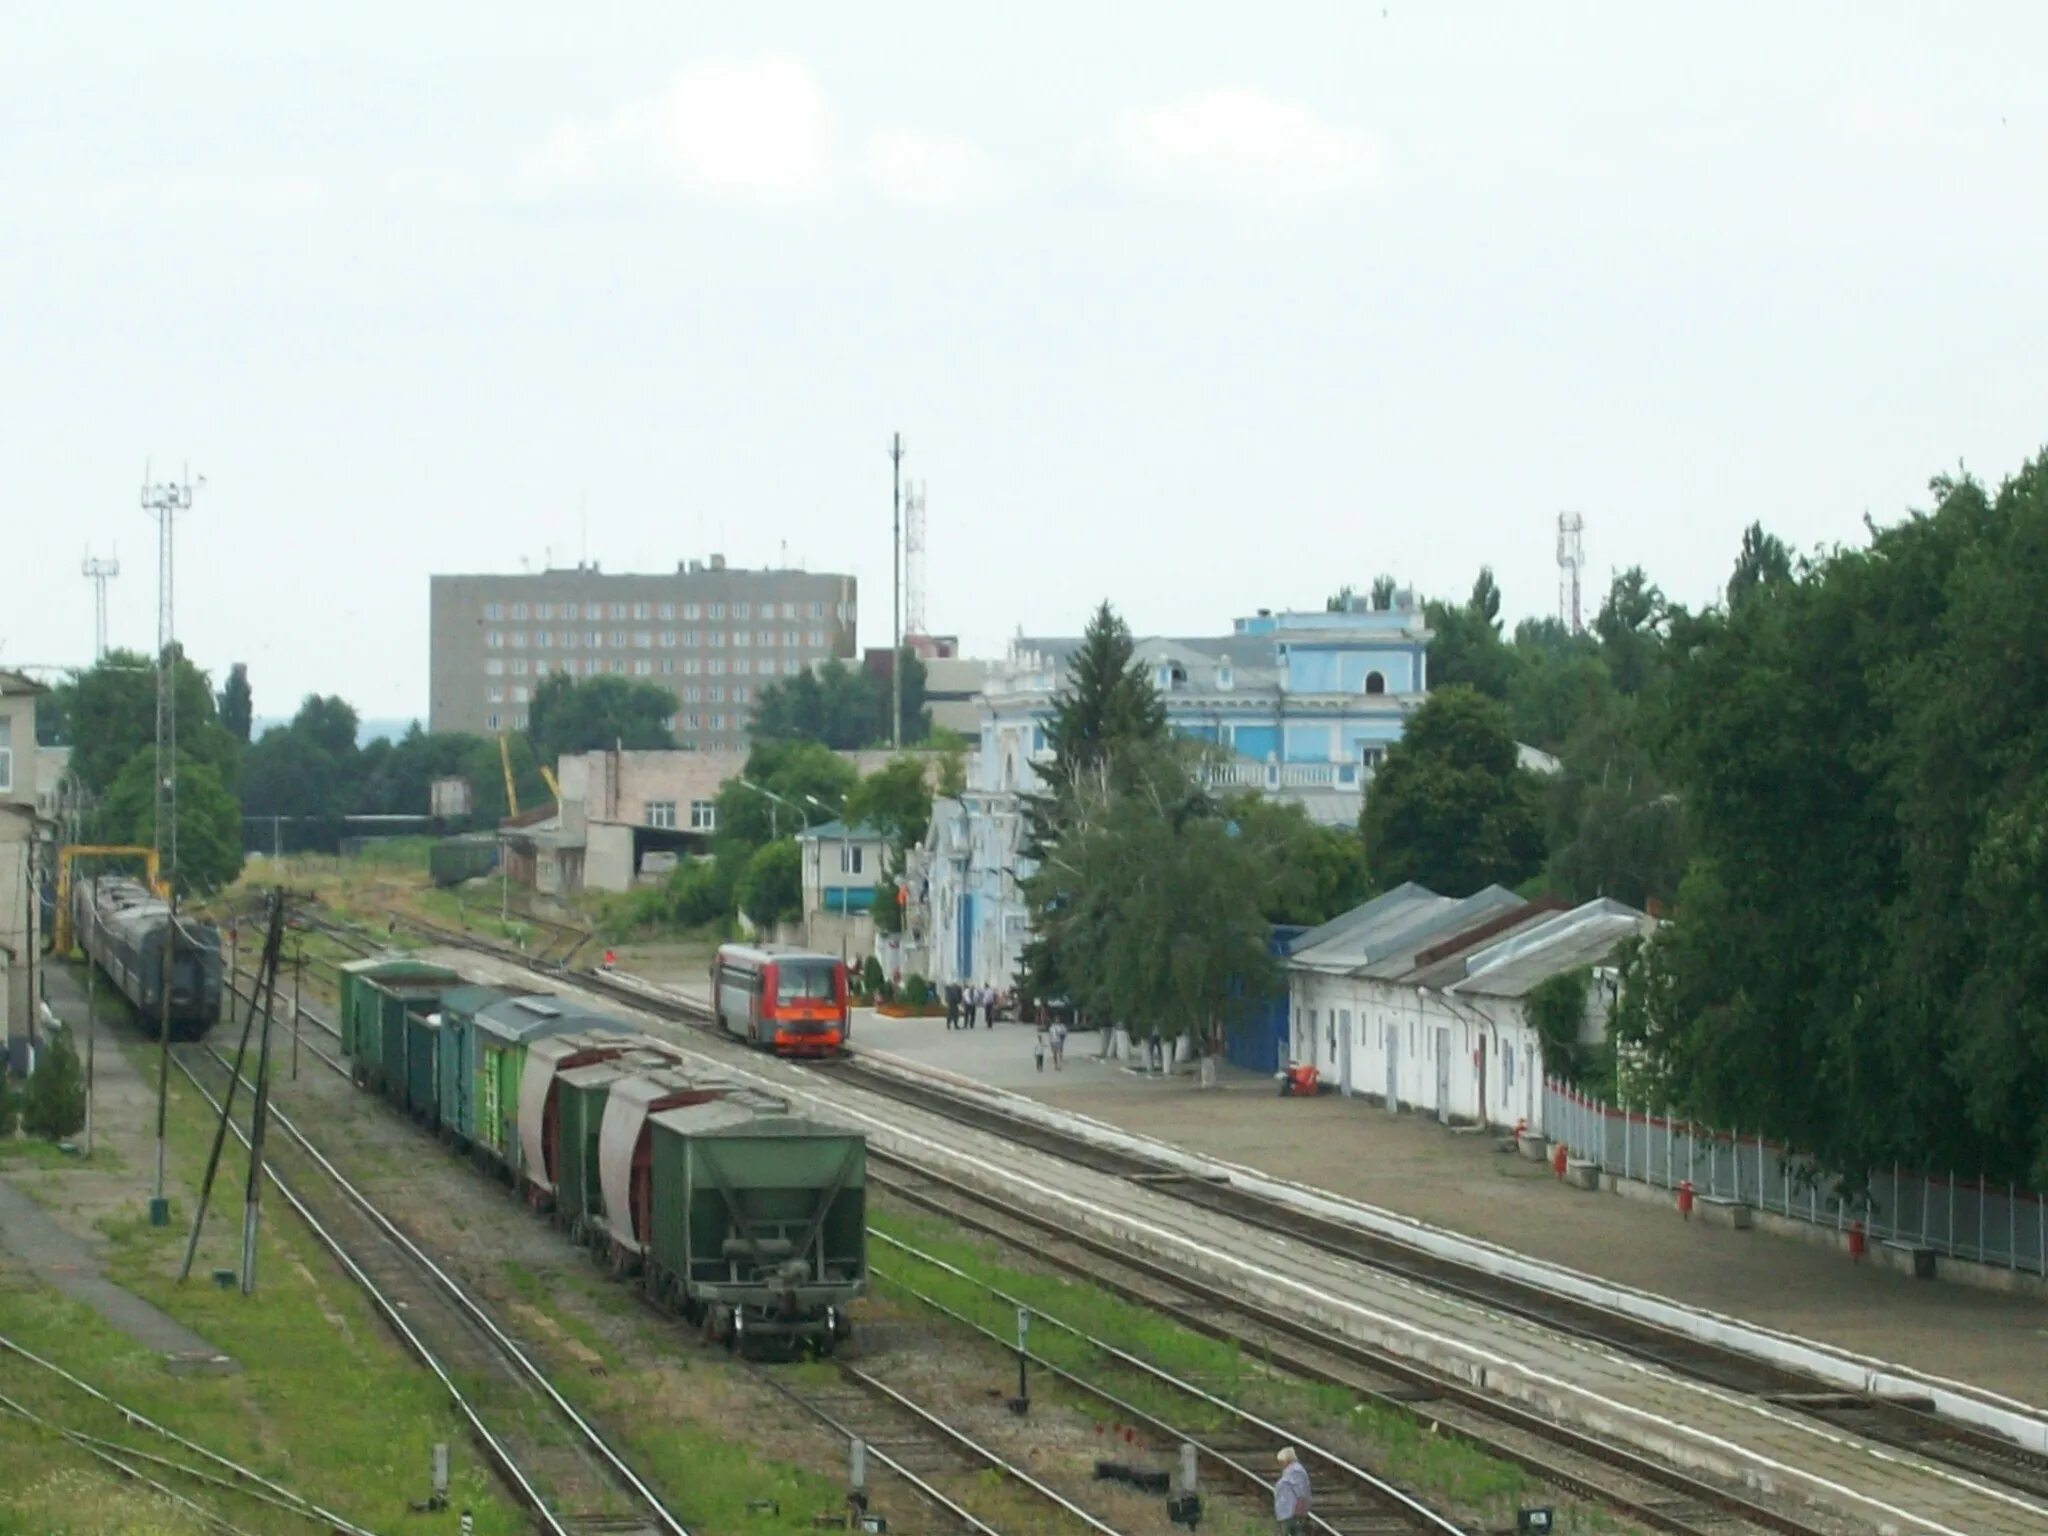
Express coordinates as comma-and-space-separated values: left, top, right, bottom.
944, 984, 961, 1030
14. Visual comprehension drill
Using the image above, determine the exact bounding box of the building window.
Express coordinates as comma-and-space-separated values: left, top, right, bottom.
733, 684, 750, 702
690, 799, 717, 830
684, 658, 701, 676
634, 659, 653, 676
563, 631, 578, 649
659, 657, 675, 674
512, 658, 528, 676
536, 631, 552, 648
634, 631, 652, 648
733, 630, 750, 648
533, 660, 550, 677
684, 712, 704, 730
710, 713, 726, 730
633, 602, 651, 620
734, 601, 751, 620
808, 629, 825, 647
645, 800, 677, 829
734, 658, 751, 675
708, 602, 725, 620
510, 632, 526, 649
487, 685, 504, 702
605, 658, 621, 674
584, 602, 602, 620
609, 602, 626, 619
709, 658, 727, 676
708, 685, 725, 703
659, 630, 675, 646
784, 658, 801, 675
683, 602, 701, 621
758, 629, 775, 647
485, 659, 504, 676
486, 712, 500, 731
512, 602, 527, 620
486, 631, 503, 648
781, 629, 798, 647
536, 602, 552, 620
682, 629, 700, 647
659, 602, 675, 620
808, 601, 824, 619
709, 632, 725, 648
781, 601, 797, 620
485, 602, 502, 620
513, 685, 529, 703
682, 686, 701, 702
1365, 670, 1386, 695
587, 630, 602, 647
1362, 745, 1387, 769
839, 844, 864, 874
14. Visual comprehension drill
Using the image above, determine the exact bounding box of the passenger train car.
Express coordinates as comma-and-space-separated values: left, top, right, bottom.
71, 876, 223, 1039
710, 943, 851, 1058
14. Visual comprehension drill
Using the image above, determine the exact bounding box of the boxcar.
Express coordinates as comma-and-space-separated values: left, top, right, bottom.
644, 1099, 865, 1353
515, 1030, 645, 1206
595, 1066, 740, 1266
435, 985, 526, 1147
710, 943, 850, 1058
337, 959, 460, 1091
405, 1007, 443, 1129
429, 835, 499, 888
552, 1052, 673, 1241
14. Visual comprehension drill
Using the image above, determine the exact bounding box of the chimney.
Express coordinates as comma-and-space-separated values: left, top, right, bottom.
709, 553, 726, 571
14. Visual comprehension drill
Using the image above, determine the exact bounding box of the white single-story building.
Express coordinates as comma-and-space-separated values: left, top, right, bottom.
1288, 885, 1649, 1133
796, 818, 890, 963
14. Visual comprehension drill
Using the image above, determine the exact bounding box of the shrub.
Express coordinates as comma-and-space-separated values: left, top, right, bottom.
903, 974, 931, 1008
0, 1067, 19, 1137
862, 955, 885, 996
23, 1029, 86, 1142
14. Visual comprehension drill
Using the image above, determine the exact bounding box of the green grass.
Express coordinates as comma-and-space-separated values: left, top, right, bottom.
0, 1134, 124, 1170
869, 1206, 1651, 1532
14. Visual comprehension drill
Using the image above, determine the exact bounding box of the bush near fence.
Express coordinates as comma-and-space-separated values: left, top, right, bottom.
1544, 1079, 2048, 1276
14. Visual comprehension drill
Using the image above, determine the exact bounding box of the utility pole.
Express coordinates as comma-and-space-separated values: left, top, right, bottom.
143, 467, 197, 1225
889, 433, 905, 749
81, 552, 120, 661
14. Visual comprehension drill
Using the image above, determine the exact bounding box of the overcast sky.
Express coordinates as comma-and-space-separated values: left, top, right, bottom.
6, 5, 2045, 722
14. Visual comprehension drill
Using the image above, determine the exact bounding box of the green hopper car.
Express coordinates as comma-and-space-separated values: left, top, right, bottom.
644, 1099, 866, 1354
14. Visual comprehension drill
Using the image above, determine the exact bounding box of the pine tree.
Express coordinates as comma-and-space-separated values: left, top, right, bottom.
22, 1030, 86, 1142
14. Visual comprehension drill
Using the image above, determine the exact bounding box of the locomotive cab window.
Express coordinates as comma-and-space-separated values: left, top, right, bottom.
777, 959, 838, 1004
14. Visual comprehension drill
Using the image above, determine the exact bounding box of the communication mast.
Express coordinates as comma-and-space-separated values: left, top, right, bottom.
1556, 511, 1586, 634
903, 480, 927, 641
81, 550, 120, 660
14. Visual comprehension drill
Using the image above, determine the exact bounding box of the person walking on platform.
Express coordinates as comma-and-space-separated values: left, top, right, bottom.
944, 983, 961, 1031
1049, 1017, 1068, 1070
1273, 1447, 1310, 1535
1033, 1029, 1047, 1073
983, 984, 996, 1029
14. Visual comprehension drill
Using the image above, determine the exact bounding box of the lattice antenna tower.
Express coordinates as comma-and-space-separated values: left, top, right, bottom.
903, 479, 927, 639
1556, 510, 1586, 634
81, 549, 121, 660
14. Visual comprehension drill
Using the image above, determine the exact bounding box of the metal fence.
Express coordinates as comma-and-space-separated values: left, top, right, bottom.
1542, 1079, 2048, 1276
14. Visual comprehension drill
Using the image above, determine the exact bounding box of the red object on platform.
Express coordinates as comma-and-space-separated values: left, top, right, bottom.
1283, 1063, 1320, 1096
1677, 1179, 1695, 1219
1552, 1140, 1568, 1177
1848, 1220, 1866, 1263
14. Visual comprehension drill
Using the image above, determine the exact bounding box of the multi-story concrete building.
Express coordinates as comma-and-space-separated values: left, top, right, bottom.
0, 670, 47, 1073
429, 557, 858, 751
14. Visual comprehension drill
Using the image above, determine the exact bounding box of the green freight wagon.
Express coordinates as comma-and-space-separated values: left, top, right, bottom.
553, 1052, 674, 1242
377, 971, 463, 1114
405, 1006, 443, 1129
644, 1099, 865, 1354
472, 995, 629, 1180
337, 958, 459, 1092
429, 835, 499, 887
596, 1066, 741, 1265
436, 985, 524, 1147
514, 1030, 645, 1206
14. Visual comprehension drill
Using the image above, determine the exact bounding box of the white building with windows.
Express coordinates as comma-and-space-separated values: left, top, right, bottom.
1287, 887, 1650, 1132
906, 597, 1433, 990
795, 818, 889, 962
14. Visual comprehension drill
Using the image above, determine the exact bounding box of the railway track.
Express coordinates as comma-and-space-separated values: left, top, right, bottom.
282, 912, 2048, 1530
171, 1042, 689, 1536
869, 1160, 1810, 1536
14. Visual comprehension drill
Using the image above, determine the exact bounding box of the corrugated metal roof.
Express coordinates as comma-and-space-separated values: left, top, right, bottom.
1447, 899, 1650, 999
1287, 885, 1521, 975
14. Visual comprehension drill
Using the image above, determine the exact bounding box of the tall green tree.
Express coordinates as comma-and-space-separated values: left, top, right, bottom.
1424, 573, 1513, 699
92, 748, 244, 895
291, 694, 360, 760
751, 652, 930, 748
1221, 794, 1367, 925
1593, 567, 1671, 696
1545, 699, 1686, 910
736, 840, 803, 926
217, 663, 253, 743
1505, 617, 1615, 753
844, 756, 934, 848
1726, 522, 1794, 612
713, 741, 857, 852
1369, 574, 1398, 611
22, 1030, 85, 1141
1361, 686, 1545, 895
61, 648, 238, 794
528, 674, 678, 765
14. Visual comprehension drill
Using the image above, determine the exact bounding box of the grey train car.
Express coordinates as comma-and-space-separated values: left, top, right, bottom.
72, 877, 223, 1039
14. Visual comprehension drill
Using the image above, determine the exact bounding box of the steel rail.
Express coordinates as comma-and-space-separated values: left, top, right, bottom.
869, 1244, 1472, 1536
0, 1332, 378, 1536
168, 1049, 572, 1535
187, 1044, 693, 1536
0, 1388, 257, 1536
739, 1360, 1011, 1536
